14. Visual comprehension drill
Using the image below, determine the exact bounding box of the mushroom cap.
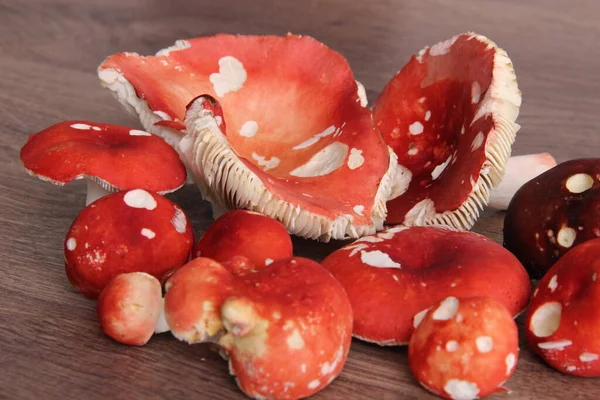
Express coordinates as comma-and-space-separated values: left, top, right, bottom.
409, 296, 519, 400
65, 189, 194, 298
504, 158, 600, 279
193, 210, 293, 268
97, 272, 163, 346
321, 226, 531, 345
19, 121, 186, 193
525, 239, 600, 377
99, 35, 396, 241
164, 256, 353, 399
372, 33, 521, 229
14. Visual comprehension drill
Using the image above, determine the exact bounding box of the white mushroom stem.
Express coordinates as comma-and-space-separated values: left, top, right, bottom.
86, 180, 112, 205
489, 153, 557, 210
154, 297, 170, 334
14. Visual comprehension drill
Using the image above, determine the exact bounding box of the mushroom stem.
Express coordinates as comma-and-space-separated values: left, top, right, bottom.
154, 297, 170, 334
221, 297, 258, 337
489, 153, 556, 210
86, 180, 111, 205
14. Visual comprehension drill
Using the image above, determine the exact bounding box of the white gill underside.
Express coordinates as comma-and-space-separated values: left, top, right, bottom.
404, 33, 522, 231
181, 100, 397, 241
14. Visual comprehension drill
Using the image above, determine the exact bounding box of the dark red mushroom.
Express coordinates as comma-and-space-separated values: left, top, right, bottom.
65, 189, 194, 298
525, 239, 600, 377
322, 226, 531, 345
20, 121, 186, 204
504, 158, 600, 279
372, 33, 521, 229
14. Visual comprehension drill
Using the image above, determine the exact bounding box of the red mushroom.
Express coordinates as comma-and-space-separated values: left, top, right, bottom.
193, 209, 293, 268
409, 296, 519, 400
504, 158, 600, 279
321, 226, 531, 345
65, 189, 194, 298
525, 239, 600, 377
164, 256, 353, 399
98, 35, 396, 241
19, 121, 186, 205
372, 33, 521, 229
97, 272, 163, 346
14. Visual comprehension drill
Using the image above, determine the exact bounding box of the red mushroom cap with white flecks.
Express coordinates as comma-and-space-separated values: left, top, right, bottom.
19, 120, 186, 193
372, 33, 521, 229
504, 158, 600, 279
99, 35, 395, 241
64, 189, 194, 298
321, 226, 531, 345
525, 239, 600, 377
97, 272, 163, 346
193, 210, 293, 268
164, 256, 353, 399
409, 296, 519, 400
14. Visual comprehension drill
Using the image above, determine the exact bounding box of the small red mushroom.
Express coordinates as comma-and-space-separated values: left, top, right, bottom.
19, 121, 186, 205
97, 272, 163, 346
193, 210, 293, 268
322, 226, 531, 345
504, 158, 600, 279
525, 239, 600, 377
65, 189, 194, 298
409, 296, 519, 400
164, 256, 353, 399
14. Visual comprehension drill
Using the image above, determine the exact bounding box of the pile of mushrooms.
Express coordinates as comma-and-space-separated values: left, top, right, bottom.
18, 32, 600, 400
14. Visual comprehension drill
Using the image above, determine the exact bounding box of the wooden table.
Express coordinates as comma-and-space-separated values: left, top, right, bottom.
2, 0, 599, 398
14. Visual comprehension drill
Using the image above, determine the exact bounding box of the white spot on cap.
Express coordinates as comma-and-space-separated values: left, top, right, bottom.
471, 81, 482, 104
347, 148, 365, 170
471, 132, 484, 151
433, 297, 459, 321
505, 353, 516, 375
431, 155, 452, 180
593, 272, 597, 282
446, 340, 459, 352
123, 189, 157, 210
444, 379, 479, 400
360, 250, 401, 269
353, 205, 365, 216
287, 329, 305, 350
461, 125, 465, 135
424, 111, 431, 121
356, 80, 368, 107
476, 336, 494, 353
557, 227, 577, 248
70, 123, 91, 130
209, 56, 247, 97
154, 110, 171, 120
566, 173, 594, 193
265, 258, 274, 266
548, 275, 558, 292
530, 302, 562, 337
141, 228, 156, 239
91, 126, 101, 131
418, 97, 426, 103
251, 153, 280, 171
239, 121, 259, 138
538, 339, 572, 350
289, 142, 348, 178
408, 146, 419, 156
155, 40, 191, 56
321, 345, 344, 376
580, 352, 599, 362
129, 129, 152, 136
171, 206, 187, 233
409, 121, 424, 135
66, 238, 77, 251
307, 379, 320, 390
566, 366, 576, 372
413, 308, 429, 328
293, 125, 340, 150
301, 364, 307, 373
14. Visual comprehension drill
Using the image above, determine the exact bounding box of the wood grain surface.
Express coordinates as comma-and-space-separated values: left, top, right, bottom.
1, 0, 599, 399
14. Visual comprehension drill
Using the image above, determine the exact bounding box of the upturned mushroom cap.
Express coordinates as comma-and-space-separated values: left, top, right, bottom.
409, 296, 519, 400
164, 256, 353, 399
65, 189, 194, 298
372, 33, 521, 229
193, 210, 293, 268
19, 120, 187, 194
98, 35, 396, 241
525, 239, 600, 377
321, 226, 531, 345
504, 158, 600, 279
97, 272, 163, 346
